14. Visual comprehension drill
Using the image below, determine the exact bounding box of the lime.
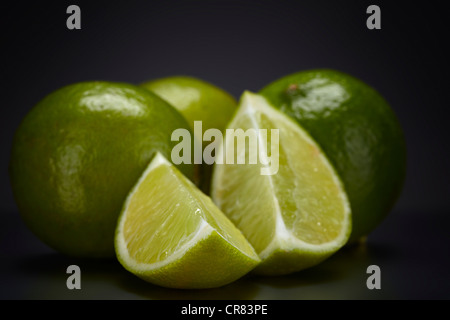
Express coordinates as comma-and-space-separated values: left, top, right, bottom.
141, 76, 238, 193
115, 152, 260, 289
141, 76, 237, 134
260, 69, 406, 242
9, 81, 194, 258
211, 92, 351, 275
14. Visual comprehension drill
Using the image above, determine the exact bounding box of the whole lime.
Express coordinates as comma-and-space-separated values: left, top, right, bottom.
9, 81, 194, 258
141, 76, 237, 193
260, 69, 406, 242
141, 76, 237, 133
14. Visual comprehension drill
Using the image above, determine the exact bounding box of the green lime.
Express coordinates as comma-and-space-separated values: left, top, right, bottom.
141, 76, 238, 193
9, 81, 194, 258
141, 76, 237, 133
260, 69, 406, 242
115, 152, 260, 289
211, 92, 351, 275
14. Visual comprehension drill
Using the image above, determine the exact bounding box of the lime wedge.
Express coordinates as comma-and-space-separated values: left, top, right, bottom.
211, 92, 351, 275
115, 152, 260, 289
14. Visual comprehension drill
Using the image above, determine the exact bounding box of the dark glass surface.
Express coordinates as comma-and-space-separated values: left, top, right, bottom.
1, 209, 449, 299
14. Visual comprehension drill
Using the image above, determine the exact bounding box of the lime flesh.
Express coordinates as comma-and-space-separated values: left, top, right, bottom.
115, 153, 260, 289
211, 92, 351, 275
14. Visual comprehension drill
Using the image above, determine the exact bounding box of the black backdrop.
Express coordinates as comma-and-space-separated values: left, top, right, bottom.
1, 1, 449, 300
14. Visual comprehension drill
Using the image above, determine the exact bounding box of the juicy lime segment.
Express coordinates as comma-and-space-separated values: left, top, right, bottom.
115, 153, 260, 289
212, 92, 351, 275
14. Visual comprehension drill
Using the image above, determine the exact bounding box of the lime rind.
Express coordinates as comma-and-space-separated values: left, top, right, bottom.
259, 69, 406, 242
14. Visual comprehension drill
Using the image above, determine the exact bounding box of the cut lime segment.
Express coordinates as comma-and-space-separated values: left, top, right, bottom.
115, 153, 260, 289
211, 92, 351, 275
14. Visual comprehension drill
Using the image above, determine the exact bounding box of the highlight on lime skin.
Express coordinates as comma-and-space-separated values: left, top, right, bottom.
9, 70, 405, 288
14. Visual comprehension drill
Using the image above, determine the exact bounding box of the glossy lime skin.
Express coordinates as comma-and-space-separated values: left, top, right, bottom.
9, 82, 194, 257
141, 76, 237, 133
260, 69, 406, 241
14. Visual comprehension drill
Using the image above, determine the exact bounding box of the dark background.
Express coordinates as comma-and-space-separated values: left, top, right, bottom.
1, 0, 449, 300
